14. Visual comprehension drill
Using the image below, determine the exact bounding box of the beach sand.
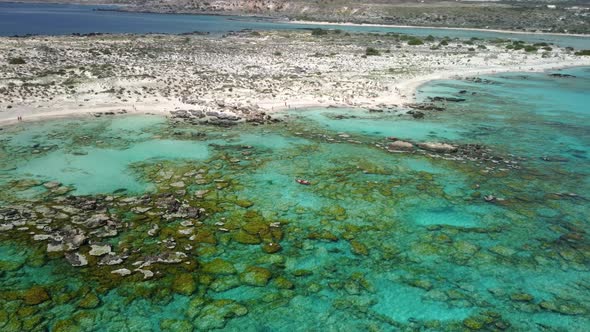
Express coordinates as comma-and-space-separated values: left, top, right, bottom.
1, 30, 589, 125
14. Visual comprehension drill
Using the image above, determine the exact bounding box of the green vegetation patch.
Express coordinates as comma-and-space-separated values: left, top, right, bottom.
8, 57, 26, 65
365, 47, 380, 56
407, 37, 424, 46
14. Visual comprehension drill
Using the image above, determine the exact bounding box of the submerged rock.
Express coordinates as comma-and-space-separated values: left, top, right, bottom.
22, 286, 50, 305
77, 293, 101, 309
262, 242, 282, 254
274, 276, 295, 290
210, 276, 241, 292
240, 266, 272, 286
194, 300, 248, 330
511, 293, 534, 302
43, 181, 61, 189
172, 273, 197, 296
232, 230, 261, 244
350, 240, 369, 256
201, 258, 237, 275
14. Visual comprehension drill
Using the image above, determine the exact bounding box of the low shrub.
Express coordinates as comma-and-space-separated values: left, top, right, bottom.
407, 38, 424, 46
365, 47, 380, 56
8, 57, 26, 65
311, 29, 328, 36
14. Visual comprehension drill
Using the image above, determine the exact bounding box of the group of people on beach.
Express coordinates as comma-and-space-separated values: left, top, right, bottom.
16, 116, 23, 121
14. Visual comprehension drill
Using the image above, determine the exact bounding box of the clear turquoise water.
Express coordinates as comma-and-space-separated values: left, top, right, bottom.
1, 3, 589, 49
0, 68, 589, 331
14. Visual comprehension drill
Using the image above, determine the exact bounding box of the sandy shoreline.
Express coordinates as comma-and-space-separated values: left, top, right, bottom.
1, 61, 584, 127
288, 20, 590, 38
1, 31, 589, 127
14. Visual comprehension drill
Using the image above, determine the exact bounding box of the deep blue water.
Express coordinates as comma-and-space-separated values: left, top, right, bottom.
1, 2, 589, 49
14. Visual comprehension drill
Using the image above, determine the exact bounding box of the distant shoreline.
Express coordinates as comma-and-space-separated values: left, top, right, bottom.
287, 20, 590, 39
1, 1, 589, 37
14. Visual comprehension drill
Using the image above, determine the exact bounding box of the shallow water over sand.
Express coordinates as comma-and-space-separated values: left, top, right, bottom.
0, 68, 589, 331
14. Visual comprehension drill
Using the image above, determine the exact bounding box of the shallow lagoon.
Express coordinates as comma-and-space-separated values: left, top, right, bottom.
0, 68, 589, 331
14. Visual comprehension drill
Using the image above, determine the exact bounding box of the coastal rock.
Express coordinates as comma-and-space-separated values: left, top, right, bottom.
84, 214, 110, 228
64, 252, 88, 267
409, 110, 425, 119
111, 268, 131, 276
417, 142, 458, 153
47, 242, 64, 253
194, 190, 210, 198
89, 244, 112, 256
33, 234, 52, 241
387, 140, 414, 151
430, 96, 466, 102
63, 231, 87, 251
170, 181, 185, 188
135, 268, 154, 279
549, 73, 576, 78
406, 103, 445, 112
99, 253, 126, 265
0, 223, 14, 231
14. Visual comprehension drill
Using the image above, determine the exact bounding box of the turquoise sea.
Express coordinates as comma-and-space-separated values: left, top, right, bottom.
0, 66, 588, 330
1, 2, 589, 49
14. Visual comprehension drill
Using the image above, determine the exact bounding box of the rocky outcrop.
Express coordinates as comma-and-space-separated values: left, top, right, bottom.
417, 142, 458, 153
387, 140, 414, 152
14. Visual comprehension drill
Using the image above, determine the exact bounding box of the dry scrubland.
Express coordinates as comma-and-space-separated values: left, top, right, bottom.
1, 30, 589, 123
